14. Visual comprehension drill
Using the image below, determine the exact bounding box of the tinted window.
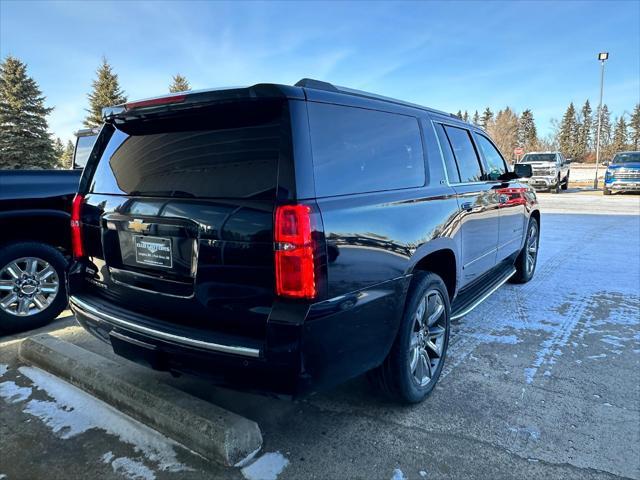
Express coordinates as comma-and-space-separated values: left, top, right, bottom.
73, 135, 97, 169
89, 101, 286, 199
475, 134, 507, 180
443, 126, 482, 183
308, 103, 425, 197
434, 123, 461, 183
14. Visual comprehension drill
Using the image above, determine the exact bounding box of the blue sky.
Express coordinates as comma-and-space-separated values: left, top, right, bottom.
1, 0, 638, 142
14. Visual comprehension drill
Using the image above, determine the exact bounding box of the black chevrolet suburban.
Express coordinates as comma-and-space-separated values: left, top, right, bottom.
68, 79, 539, 403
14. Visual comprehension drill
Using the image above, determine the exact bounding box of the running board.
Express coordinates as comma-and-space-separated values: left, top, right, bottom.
450, 266, 516, 320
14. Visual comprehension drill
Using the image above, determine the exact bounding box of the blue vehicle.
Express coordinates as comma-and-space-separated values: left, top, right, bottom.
603, 151, 640, 195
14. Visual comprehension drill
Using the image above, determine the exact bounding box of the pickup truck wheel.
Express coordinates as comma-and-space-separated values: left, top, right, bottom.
368, 272, 450, 404
562, 172, 569, 190
552, 176, 561, 193
511, 217, 539, 284
0, 242, 68, 333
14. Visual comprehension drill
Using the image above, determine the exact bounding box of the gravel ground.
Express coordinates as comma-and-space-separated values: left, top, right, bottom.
1, 190, 638, 480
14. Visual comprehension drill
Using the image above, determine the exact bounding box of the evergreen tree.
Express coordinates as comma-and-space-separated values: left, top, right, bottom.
455, 110, 463, 120
517, 109, 537, 152
611, 117, 628, 153
53, 137, 65, 168
85, 57, 127, 128
169, 74, 191, 93
472, 110, 480, 126
0, 55, 57, 169
575, 100, 592, 161
462, 110, 469, 122
61, 139, 75, 168
630, 104, 640, 150
480, 107, 493, 130
558, 102, 579, 159
593, 104, 612, 159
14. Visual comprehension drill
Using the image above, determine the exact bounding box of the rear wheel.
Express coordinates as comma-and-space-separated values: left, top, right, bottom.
603, 188, 611, 195
368, 272, 450, 403
511, 217, 539, 284
0, 242, 68, 333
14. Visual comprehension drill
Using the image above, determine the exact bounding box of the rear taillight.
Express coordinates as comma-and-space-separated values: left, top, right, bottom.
70, 194, 85, 258
274, 205, 316, 299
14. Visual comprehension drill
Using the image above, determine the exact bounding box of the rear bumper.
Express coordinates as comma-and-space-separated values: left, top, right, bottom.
69, 275, 407, 397
70, 295, 260, 358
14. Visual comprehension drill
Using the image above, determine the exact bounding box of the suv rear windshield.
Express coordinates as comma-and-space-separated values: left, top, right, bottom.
89, 100, 288, 199
520, 153, 556, 163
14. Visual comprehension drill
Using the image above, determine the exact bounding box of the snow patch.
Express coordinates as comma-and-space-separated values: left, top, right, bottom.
101, 452, 156, 480
0, 380, 33, 403
0, 364, 9, 377
17, 366, 190, 473
241, 452, 289, 480
391, 469, 407, 480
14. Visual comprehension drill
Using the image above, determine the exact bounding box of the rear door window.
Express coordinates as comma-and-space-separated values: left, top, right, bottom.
434, 123, 461, 183
89, 101, 287, 199
442, 125, 483, 183
308, 103, 425, 197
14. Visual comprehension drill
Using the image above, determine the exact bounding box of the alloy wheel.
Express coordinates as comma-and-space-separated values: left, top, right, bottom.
409, 289, 447, 387
526, 224, 538, 275
0, 257, 59, 317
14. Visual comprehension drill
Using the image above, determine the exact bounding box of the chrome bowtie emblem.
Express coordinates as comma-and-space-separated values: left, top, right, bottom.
128, 218, 151, 233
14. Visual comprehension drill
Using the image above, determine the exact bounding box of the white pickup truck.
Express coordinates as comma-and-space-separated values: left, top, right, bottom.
517, 152, 570, 193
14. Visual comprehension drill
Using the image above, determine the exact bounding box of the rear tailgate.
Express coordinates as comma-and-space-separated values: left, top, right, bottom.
78, 99, 292, 342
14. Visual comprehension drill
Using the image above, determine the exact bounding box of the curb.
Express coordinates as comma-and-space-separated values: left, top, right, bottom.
18, 333, 262, 466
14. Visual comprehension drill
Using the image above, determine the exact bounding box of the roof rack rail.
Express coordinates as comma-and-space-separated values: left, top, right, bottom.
294, 78, 455, 118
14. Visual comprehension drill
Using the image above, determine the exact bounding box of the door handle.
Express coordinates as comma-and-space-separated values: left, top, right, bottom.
461, 202, 473, 212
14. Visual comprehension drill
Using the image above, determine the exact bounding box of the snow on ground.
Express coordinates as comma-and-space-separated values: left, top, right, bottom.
0, 364, 191, 480
442, 192, 640, 385
240, 452, 289, 480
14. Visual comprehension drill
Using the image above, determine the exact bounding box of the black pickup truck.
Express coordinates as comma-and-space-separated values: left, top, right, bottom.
0, 129, 97, 333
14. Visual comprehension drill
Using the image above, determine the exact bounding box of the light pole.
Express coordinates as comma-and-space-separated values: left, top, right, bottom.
593, 52, 609, 189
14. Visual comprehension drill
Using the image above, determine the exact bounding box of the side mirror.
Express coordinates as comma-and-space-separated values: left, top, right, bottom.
602, 161, 610, 166
565, 158, 572, 164
513, 163, 533, 178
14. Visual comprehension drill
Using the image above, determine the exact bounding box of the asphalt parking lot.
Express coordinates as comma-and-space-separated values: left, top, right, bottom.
1, 190, 639, 480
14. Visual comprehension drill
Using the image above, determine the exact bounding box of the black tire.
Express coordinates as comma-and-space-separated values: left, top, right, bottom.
511, 217, 539, 284
368, 272, 450, 404
0, 242, 68, 334
552, 176, 561, 193
561, 172, 569, 190
603, 188, 611, 196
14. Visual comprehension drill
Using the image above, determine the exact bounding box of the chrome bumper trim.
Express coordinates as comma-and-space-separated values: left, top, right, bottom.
69, 295, 261, 358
